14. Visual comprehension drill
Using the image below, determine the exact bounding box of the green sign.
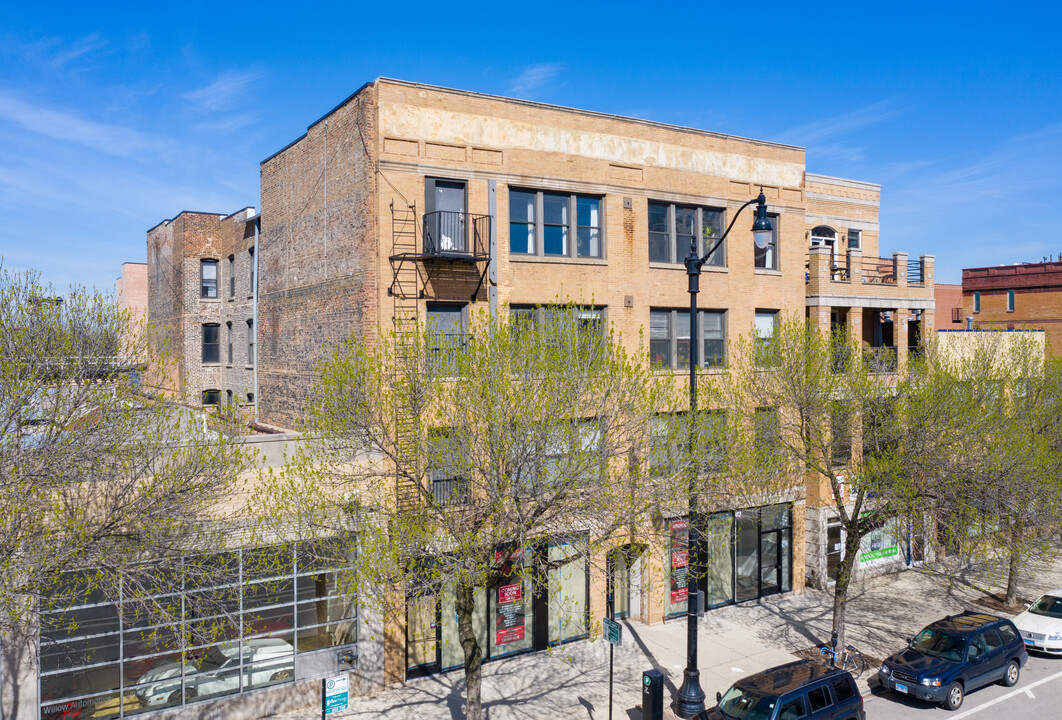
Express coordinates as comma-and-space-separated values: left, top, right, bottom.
860, 545, 898, 562
603, 617, 622, 647
323, 675, 349, 715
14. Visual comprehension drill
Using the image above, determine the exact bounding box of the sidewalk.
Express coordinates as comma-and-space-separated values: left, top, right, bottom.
272, 559, 1062, 720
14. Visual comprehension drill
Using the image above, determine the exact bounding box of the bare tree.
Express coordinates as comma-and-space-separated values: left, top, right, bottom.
261, 306, 672, 720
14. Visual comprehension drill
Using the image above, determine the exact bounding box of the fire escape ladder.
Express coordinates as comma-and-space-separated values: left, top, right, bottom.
389, 200, 425, 513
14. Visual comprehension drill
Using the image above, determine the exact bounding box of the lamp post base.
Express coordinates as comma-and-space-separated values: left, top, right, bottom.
675, 668, 707, 718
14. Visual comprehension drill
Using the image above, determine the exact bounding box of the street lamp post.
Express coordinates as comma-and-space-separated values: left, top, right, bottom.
675, 189, 772, 719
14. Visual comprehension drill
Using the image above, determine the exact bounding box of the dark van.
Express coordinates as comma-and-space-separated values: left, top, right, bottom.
706, 658, 865, 720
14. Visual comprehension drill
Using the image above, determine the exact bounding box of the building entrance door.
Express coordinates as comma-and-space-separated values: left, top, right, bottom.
759, 530, 782, 597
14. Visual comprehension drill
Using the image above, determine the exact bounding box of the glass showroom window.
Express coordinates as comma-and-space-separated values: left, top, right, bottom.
547, 537, 589, 645
38, 542, 356, 720
648, 202, 724, 266
509, 189, 603, 259
200, 260, 218, 299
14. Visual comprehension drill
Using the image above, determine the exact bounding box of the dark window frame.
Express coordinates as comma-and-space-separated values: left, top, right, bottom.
248, 247, 256, 298
974, 291, 981, 313
202, 389, 221, 406
247, 319, 255, 365
509, 188, 604, 260
649, 308, 727, 370
847, 229, 861, 250
1007, 290, 1015, 312
228, 255, 236, 298
200, 259, 219, 299
202, 323, 220, 364
226, 321, 233, 364
648, 201, 725, 266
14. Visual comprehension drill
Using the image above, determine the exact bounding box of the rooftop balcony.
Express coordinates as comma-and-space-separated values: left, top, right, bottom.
805, 247, 935, 303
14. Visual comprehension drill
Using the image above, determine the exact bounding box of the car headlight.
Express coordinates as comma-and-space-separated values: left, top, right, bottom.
1049, 633, 1062, 641
921, 677, 943, 687
880, 664, 890, 676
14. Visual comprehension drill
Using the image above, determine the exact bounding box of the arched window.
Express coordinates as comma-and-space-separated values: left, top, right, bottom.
810, 226, 836, 247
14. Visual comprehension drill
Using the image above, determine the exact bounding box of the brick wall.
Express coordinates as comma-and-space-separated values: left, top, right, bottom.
258, 85, 378, 429
146, 208, 258, 406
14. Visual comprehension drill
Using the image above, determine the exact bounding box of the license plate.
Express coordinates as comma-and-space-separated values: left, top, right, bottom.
895, 683, 909, 694
1025, 639, 1034, 645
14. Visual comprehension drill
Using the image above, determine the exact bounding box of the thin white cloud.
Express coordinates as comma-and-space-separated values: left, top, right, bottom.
0, 92, 173, 157
49, 33, 108, 69
781, 99, 905, 145
183, 70, 263, 112
509, 63, 564, 97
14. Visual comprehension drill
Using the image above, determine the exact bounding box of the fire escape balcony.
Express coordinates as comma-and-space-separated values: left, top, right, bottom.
422, 211, 492, 261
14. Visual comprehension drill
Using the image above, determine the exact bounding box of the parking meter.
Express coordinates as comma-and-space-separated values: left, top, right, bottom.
642, 668, 664, 720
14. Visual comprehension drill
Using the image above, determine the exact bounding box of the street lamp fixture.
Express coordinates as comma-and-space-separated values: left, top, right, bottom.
675, 188, 772, 719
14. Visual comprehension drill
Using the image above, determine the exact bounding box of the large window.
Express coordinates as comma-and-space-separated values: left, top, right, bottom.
509, 189, 602, 259
650, 309, 727, 369
509, 305, 605, 349
547, 538, 589, 645
648, 202, 724, 266
754, 310, 778, 366
200, 260, 218, 299
426, 304, 467, 376
38, 543, 356, 720
754, 214, 780, 270
202, 324, 220, 364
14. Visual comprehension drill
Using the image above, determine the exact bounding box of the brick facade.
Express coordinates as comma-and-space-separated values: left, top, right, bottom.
146, 208, 258, 408
963, 261, 1062, 355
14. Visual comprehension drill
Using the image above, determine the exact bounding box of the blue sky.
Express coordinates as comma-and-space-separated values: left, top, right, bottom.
2, 1, 1060, 290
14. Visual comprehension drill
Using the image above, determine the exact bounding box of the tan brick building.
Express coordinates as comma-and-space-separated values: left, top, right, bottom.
139, 78, 937, 693
962, 261, 1062, 356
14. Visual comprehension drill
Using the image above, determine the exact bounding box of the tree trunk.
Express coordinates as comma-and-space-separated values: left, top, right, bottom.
831, 529, 862, 653
1005, 520, 1024, 608
455, 580, 483, 720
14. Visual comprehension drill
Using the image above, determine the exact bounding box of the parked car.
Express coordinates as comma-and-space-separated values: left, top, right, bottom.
134, 638, 295, 706
1012, 588, 1062, 654
706, 658, 865, 720
878, 611, 1027, 710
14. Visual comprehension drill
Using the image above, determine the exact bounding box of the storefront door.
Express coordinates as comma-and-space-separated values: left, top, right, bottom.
734, 504, 793, 603
759, 530, 782, 596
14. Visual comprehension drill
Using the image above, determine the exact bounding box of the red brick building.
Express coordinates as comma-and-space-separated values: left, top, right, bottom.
963, 261, 1062, 355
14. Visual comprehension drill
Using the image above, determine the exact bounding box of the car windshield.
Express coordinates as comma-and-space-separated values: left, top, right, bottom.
717, 685, 777, 720
197, 646, 231, 672
1029, 595, 1062, 619
910, 629, 966, 662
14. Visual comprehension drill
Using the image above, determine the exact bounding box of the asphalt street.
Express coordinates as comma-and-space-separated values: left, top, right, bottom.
863, 651, 1062, 720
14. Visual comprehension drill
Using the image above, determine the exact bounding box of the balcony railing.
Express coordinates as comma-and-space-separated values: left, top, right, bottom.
431, 476, 468, 506
862, 257, 897, 285
422, 211, 491, 258
907, 260, 925, 284
864, 346, 898, 373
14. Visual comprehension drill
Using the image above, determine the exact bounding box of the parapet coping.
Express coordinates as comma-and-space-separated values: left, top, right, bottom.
261, 77, 808, 165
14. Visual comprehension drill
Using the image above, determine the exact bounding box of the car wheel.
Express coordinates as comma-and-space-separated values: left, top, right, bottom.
1002, 660, 1020, 687
270, 669, 294, 681
944, 681, 964, 711
167, 687, 197, 705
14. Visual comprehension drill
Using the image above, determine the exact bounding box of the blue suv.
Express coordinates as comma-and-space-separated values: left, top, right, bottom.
706, 658, 865, 720
878, 611, 1027, 711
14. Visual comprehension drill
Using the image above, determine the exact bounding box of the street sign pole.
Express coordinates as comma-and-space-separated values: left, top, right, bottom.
322, 674, 349, 719
602, 614, 622, 720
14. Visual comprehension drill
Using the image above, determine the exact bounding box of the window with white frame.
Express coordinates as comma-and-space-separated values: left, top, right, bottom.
649, 309, 727, 369
754, 310, 779, 366
648, 202, 724, 266
509, 189, 602, 259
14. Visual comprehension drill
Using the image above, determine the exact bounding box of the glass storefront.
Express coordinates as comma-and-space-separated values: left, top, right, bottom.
39, 542, 357, 720
669, 504, 792, 616
406, 538, 589, 678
